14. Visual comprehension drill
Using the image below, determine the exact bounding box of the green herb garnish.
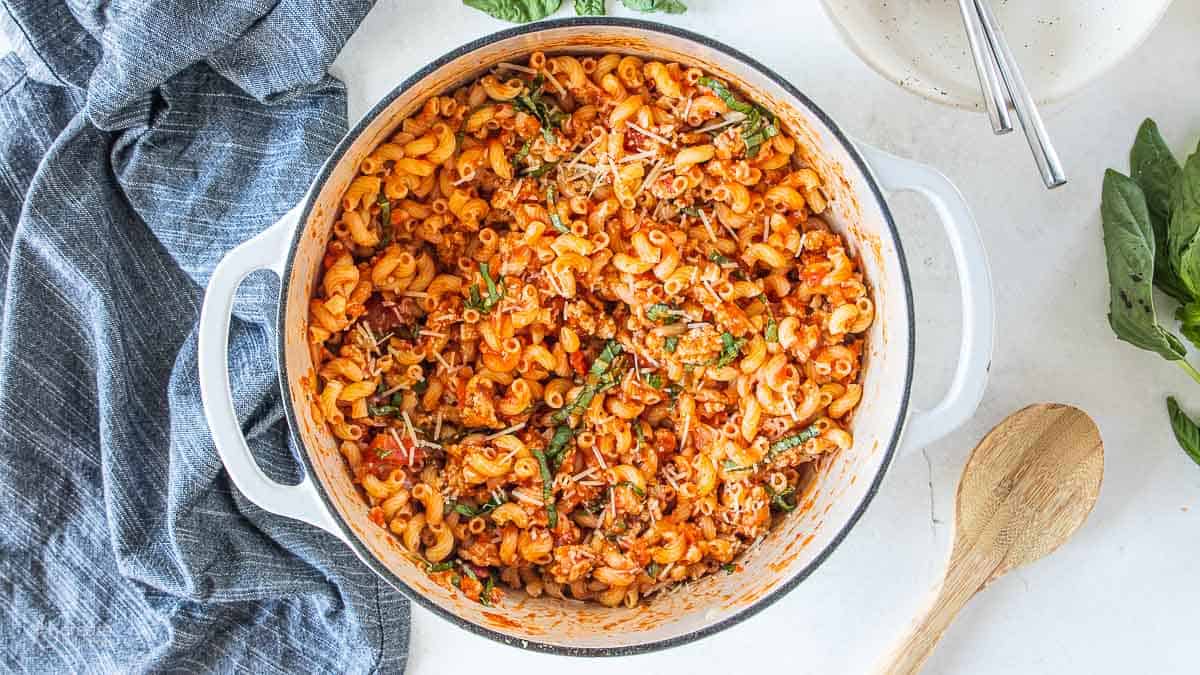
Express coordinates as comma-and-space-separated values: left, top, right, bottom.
767, 424, 821, 458
412, 379, 429, 395
480, 574, 495, 606
465, 262, 504, 314
532, 448, 558, 527
646, 303, 680, 324
646, 562, 661, 577
721, 563, 736, 575
617, 480, 645, 497
546, 184, 570, 233
377, 193, 392, 247
642, 372, 663, 389
764, 484, 796, 512
721, 459, 753, 473
711, 332, 747, 368
368, 404, 400, 417
681, 206, 701, 217
524, 160, 559, 179
708, 250, 733, 265
512, 139, 532, 169
514, 75, 567, 144
765, 317, 779, 343
698, 76, 779, 158
427, 561, 456, 573
663, 336, 679, 353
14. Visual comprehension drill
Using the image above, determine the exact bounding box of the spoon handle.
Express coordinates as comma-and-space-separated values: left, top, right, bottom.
884, 550, 995, 674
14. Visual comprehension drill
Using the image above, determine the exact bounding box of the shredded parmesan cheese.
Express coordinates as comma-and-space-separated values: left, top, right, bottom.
541, 68, 567, 97
484, 422, 526, 441
626, 121, 672, 146
401, 291, 430, 298
496, 62, 537, 75
380, 383, 404, 398
434, 352, 453, 373
696, 111, 747, 134
566, 135, 603, 171
513, 488, 544, 507
419, 330, 446, 338
591, 446, 608, 470
619, 150, 656, 164
433, 411, 443, 441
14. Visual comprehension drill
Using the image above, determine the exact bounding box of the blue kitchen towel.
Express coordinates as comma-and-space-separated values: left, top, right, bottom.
0, 1, 412, 672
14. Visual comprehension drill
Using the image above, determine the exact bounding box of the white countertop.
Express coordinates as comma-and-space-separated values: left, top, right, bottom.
331, 2, 1200, 673
7, 0, 1195, 671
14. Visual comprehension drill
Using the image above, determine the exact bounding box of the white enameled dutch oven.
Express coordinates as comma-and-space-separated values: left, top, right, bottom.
197, 18, 994, 655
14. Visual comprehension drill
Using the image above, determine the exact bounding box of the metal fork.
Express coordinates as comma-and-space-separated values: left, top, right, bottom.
962, 0, 1067, 189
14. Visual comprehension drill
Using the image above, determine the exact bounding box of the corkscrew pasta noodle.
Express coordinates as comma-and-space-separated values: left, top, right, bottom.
310, 52, 873, 608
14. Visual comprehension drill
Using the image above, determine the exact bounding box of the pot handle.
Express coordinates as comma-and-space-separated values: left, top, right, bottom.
197, 206, 346, 542
856, 142, 995, 451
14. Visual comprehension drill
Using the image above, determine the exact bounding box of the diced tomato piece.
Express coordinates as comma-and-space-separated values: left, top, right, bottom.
569, 350, 587, 375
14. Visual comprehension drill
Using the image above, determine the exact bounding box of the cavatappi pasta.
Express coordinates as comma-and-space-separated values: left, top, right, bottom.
309, 53, 874, 607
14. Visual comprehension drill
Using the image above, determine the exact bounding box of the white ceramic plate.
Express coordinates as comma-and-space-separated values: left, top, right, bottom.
820, 0, 1173, 110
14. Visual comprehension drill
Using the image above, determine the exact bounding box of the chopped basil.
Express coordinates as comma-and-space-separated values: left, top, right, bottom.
452, 503, 479, 518
480, 574, 495, 606
512, 140, 532, 168
721, 563, 736, 575
368, 404, 399, 417
646, 303, 679, 323
532, 448, 558, 528
412, 379, 429, 395
545, 184, 569, 233
663, 336, 679, 353
524, 160, 560, 179
513, 75, 567, 145
546, 424, 574, 464
765, 317, 779, 343
697, 76, 779, 158
646, 562, 661, 578
426, 561, 456, 573
642, 371, 663, 389
711, 332, 747, 368
465, 262, 504, 314
708, 250, 733, 265
617, 480, 645, 497
765, 484, 797, 512
377, 193, 392, 246
680, 206, 701, 217
721, 459, 753, 472
768, 424, 821, 458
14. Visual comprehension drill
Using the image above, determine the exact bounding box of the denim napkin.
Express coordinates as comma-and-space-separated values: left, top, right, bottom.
0, 1, 410, 671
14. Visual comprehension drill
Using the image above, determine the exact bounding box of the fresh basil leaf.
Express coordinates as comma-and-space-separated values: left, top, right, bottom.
1177, 302, 1200, 349
642, 371, 663, 389
646, 303, 680, 323
1101, 169, 1186, 360
663, 336, 679, 353
1131, 119, 1192, 302
711, 332, 746, 368
721, 563, 736, 574
620, 0, 686, 12
1169, 149, 1200, 299
1167, 396, 1200, 467
574, 0, 604, 14
512, 140, 532, 168
768, 424, 820, 458
1132, 119, 1181, 226
464, 0, 562, 23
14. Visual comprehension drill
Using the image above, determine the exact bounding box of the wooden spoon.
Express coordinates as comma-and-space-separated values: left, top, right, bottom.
886, 403, 1103, 673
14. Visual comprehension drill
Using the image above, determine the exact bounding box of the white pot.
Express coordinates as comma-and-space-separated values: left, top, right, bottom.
198, 18, 994, 655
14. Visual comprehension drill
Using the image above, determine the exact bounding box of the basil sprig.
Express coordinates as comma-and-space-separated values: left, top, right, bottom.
465, 262, 504, 314
698, 77, 779, 158
464, 0, 685, 22
1099, 119, 1200, 468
